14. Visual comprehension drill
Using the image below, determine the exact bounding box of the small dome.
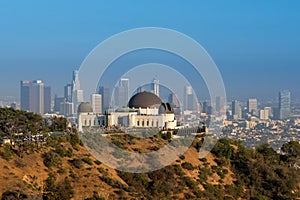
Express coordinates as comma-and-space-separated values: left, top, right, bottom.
78, 102, 93, 113
159, 103, 174, 114
128, 91, 162, 108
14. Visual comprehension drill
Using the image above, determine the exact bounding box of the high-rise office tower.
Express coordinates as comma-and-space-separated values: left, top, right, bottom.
216, 96, 225, 113
202, 101, 209, 113
60, 102, 74, 117
71, 70, 84, 113
98, 86, 110, 113
115, 78, 129, 108
21, 80, 51, 114
31, 80, 44, 114
44, 86, 51, 113
184, 86, 197, 111
169, 93, 180, 108
152, 79, 159, 97
232, 100, 242, 120
72, 70, 80, 91
54, 95, 66, 112
279, 90, 291, 120
264, 107, 273, 118
260, 109, 269, 120
64, 83, 72, 102
91, 94, 102, 113
247, 98, 258, 114
20, 80, 31, 111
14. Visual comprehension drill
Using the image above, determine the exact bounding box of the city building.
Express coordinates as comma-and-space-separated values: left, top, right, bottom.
260, 109, 269, 120
98, 86, 110, 113
91, 94, 102, 113
247, 98, 258, 114
54, 96, 66, 113
71, 70, 84, 113
64, 83, 72, 102
232, 100, 242, 120
20, 80, 50, 114
169, 93, 180, 108
184, 86, 197, 111
44, 86, 51, 113
279, 90, 291, 120
264, 107, 273, 118
60, 102, 74, 117
115, 78, 129, 108
216, 96, 225, 114
20, 80, 31, 111
152, 79, 160, 97
30, 80, 44, 114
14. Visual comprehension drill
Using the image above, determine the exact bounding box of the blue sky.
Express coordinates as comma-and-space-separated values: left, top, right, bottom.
0, 1, 299, 101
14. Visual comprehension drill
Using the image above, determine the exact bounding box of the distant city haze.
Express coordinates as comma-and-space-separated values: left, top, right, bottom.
0, 1, 300, 101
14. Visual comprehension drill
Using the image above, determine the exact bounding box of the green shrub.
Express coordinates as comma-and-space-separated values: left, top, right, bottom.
43, 151, 62, 168
94, 160, 102, 165
69, 158, 83, 169
181, 162, 194, 170
82, 157, 93, 166
0, 144, 14, 161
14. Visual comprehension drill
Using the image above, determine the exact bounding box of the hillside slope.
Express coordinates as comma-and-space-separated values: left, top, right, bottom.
0, 134, 299, 200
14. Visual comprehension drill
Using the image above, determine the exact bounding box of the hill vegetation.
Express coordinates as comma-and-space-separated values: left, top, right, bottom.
0, 107, 299, 199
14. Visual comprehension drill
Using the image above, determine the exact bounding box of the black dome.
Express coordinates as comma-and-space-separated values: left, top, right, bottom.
159, 103, 174, 114
128, 91, 162, 108
78, 102, 93, 113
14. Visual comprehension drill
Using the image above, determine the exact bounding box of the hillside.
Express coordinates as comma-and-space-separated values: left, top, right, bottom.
0, 107, 299, 199
0, 133, 299, 200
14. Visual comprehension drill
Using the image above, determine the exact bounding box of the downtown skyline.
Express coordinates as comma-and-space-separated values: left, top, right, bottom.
0, 1, 300, 100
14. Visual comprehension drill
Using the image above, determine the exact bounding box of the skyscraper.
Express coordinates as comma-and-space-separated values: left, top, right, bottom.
247, 98, 258, 114
260, 109, 269, 120
60, 102, 74, 117
20, 80, 31, 111
216, 96, 225, 113
115, 78, 129, 108
54, 95, 66, 112
21, 80, 51, 114
44, 86, 51, 114
31, 80, 44, 114
168, 93, 180, 108
64, 83, 72, 102
152, 79, 159, 97
279, 90, 291, 120
71, 70, 84, 113
98, 86, 110, 113
72, 70, 80, 91
232, 100, 242, 120
184, 86, 197, 111
91, 94, 102, 113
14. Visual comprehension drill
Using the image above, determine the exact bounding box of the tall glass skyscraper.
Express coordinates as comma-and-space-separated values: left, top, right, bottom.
279, 90, 291, 120
232, 100, 242, 120
71, 70, 84, 113
184, 86, 197, 111
20, 80, 50, 114
152, 79, 159, 97
115, 78, 129, 108
98, 86, 110, 113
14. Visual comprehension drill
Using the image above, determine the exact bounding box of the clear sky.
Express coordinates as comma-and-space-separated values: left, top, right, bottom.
0, 1, 299, 101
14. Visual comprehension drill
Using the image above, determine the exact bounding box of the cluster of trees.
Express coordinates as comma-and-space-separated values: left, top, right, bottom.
0, 107, 68, 158
211, 139, 300, 199
0, 107, 68, 138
